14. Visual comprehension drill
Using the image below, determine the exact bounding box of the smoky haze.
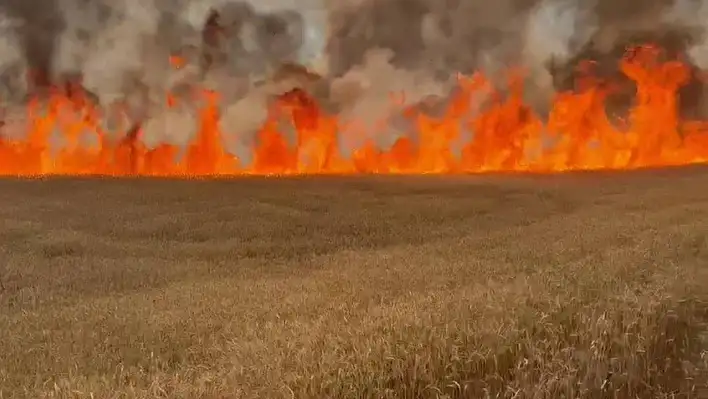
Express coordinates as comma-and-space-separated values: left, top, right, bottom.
0, 0, 705, 161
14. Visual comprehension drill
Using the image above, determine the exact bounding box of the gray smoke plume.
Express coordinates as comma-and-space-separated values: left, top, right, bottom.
665, 0, 708, 68
521, 0, 598, 112
0, 0, 707, 162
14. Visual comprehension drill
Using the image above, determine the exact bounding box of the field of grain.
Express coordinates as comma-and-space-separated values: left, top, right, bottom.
0, 170, 707, 398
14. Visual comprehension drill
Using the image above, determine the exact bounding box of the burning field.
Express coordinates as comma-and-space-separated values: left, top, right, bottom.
1, 0, 708, 398
2, 0, 708, 175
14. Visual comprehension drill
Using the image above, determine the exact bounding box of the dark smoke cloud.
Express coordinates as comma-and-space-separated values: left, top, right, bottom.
0, 0, 706, 158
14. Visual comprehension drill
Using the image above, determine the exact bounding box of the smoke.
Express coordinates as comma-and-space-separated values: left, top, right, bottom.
330, 48, 450, 155
665, 0, 708, 68
521, 1, 598, 110
0, 0, 708, 160
324, 0, 599, 153
0, 0, 63, 88
0, 13, 26, 104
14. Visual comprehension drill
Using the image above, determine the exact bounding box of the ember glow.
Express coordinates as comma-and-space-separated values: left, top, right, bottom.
1, 46, 708, 176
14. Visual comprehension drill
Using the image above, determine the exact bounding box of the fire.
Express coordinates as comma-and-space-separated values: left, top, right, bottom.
1, 45, 708, 177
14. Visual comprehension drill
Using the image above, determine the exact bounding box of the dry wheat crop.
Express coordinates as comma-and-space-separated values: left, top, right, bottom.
0, 170, 707, 398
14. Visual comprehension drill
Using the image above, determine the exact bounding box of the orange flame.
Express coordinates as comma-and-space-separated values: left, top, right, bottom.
2, 46, 708, 177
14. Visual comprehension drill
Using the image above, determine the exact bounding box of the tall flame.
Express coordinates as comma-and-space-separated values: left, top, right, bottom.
1, 45, 708, 176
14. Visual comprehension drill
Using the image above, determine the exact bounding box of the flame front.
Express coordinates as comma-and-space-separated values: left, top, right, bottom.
2, 46, 708, 177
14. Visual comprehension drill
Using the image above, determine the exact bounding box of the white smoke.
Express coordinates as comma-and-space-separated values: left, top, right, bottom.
524, 0, 598, 67
330, 48, 450, 156
665, 0, 708, 69
0, 14, 27, 106
522, 0, 598, 107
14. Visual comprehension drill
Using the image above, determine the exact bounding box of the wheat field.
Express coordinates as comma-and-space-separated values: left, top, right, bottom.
0, 169, 707, 398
